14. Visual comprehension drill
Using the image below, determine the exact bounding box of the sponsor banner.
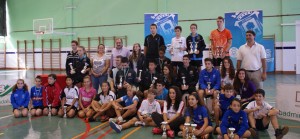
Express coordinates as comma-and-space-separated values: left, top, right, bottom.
261, 39, 275, 72
225, 10, 263, 67
277, 83, 300, 121
144, 13, 178, 58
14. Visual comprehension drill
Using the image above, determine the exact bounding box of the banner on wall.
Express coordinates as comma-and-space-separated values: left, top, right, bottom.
277, 84, 300, 122
225, 10, 263, 67
0, 79, 33, 106
261, 39, 275, 72
144, 13, 178, 58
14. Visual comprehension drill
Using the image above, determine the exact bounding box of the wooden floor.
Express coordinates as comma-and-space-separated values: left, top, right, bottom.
0, 70, 299, 139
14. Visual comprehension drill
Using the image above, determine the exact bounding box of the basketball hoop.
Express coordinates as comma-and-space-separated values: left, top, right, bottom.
35, 31, 45, 40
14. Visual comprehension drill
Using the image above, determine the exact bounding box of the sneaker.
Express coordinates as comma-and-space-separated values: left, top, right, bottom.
152, 127, 163, 134
109, 121, 122, 133
249, 128, 258, 138
109, 118, 117, 122
135, 121, 145, 126
213, 125, 218, 135
167, 130, 175, 138
275, 126, 289, 139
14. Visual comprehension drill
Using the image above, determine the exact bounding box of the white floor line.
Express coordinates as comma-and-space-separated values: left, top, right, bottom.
0, 114, 13, 120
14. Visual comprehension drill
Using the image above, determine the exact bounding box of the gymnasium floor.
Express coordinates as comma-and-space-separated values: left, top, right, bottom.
0, 70, 300, 139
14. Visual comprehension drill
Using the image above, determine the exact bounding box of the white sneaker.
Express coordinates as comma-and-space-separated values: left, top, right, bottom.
134, 121, 145, 126
109, 118, 117, 122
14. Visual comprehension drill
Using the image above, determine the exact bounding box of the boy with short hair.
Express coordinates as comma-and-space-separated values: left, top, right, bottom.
155, 80, 168, 107
245, 89, 289, 139
30, 76, 44, 117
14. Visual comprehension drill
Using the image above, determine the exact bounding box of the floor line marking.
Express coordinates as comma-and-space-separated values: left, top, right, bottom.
0, 133, 3, 136
97, 128, 113, 139
0, 114, 13, 120
121, 126, 142, 139
87, 124, 109, 137
79, 118, 91, 139
71, 121, 108, 139
287, 125, 300, 128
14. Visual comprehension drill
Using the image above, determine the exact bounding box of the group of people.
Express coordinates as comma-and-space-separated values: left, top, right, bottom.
10, 16, 289, 139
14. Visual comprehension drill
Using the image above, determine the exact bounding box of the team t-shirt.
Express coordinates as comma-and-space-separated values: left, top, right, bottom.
94, 91, 116, 104
163, 101, 184, 119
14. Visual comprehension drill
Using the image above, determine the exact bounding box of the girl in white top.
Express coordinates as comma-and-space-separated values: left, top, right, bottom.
151, 86, 185, 138
58, 76, 79, 118
220, 57, 235, 92
91, 44, 110, 93
88, 81, 116, 122
170, 26, 186, 74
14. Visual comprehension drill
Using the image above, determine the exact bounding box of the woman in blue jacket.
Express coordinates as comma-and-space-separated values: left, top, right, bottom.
216, 98, 254, 139
10, 79, 30, 118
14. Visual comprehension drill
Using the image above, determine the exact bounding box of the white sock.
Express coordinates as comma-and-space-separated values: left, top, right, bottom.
118, 116, 123, 122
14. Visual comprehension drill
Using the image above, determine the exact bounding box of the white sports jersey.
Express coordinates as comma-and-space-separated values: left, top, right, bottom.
61, 86, 79, 108
94, 91, 116, 105
246, 100, 273, 119
138, 99, 161, 115
163, 101, 184, 119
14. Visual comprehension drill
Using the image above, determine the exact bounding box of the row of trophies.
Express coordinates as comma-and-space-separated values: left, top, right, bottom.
68, 63, 89, 74
161, 122, 235, 139
47, 104, 68, 118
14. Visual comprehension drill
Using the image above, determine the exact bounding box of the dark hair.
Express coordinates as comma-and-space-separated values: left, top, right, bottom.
35, 75, 42, 80
148, 59, 156, 65
217, 16, 224, 21
116, 55, 123, 59
223, 84, 234, 91
221, 57, 235, 79
121, 57, 129, 63
129, 43, 142, 62
150, 23, 157, 28
174, 26, 182, 32
159, 47, 166, 53
254, 89, 265, 97
166, 86, 182, 112
48, 74, 57, 80
101, 81, 111, 94
71, 40, 78, 45
65, 76, 73, 81
183, 55, 189, 59
187, 93, 202, 118
190, 23, 197, 29
204, 58, 213, 63
98, 44, 105, 50
163, 64, 174, 83
156, 79, 166, 86
233, 69, 250, 94
230, 98, 242, 106
246, 30, 256, 36
12, 79, 29, 93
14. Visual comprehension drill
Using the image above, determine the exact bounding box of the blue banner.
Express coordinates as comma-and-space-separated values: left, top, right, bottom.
144, 13, 178, 58
261, 39, 275, 72
225, 10, 263, 67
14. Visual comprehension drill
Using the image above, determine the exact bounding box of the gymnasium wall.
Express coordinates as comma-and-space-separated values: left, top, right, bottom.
3, 0, 300, 72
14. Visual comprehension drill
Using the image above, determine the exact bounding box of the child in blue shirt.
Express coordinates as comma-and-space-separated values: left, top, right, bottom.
216, 98, 253, 139
213, 84, 235, 133
180, 93, 213, 138
30, 76, 44, 117
10, 79, 30, 118
155, 80, 168, 107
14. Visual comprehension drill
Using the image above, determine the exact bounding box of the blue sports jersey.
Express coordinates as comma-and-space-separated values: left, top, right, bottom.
219, 94, 235, 114
185, 105, 212, 126
121, 95, 139, 107
220, 109, 249, 137
30, 86, 43, 107
155, 88, 168, 100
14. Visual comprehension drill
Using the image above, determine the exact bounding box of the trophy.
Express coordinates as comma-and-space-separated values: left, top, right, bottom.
191, 124, 197, 139
189, 42, 194, 54
207, 81, 211, 94
219, 61, 223, 71
81, 63, 89, 74
182, 76, 186, 88
170, 45, 174, 55
150, 77, 157, 88
209, 45, 213, 58
229, 127, 235, 139
184, 123, 191, 139
118, 75, 123, 88
215, 46, 224, 58
63, 105, 67, 118
48, 104, 51, 116
69, 63, 75, 74
194, 42, 198, 54
161, 121, 168, 139
138, 70, 142, 81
